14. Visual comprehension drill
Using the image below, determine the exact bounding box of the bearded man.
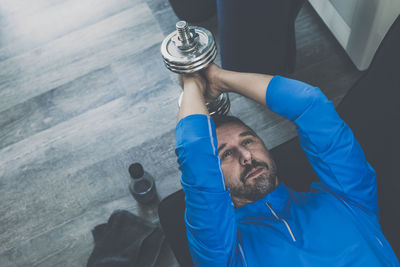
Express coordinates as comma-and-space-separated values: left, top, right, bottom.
175, 64, 399, 266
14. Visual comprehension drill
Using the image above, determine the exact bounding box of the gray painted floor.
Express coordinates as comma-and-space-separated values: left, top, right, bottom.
0, 1, 361, 266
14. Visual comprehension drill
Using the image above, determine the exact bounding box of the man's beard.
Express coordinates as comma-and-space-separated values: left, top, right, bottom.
229, 159, 278, 202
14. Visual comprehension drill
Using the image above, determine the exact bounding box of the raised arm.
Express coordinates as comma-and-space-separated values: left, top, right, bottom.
176, 74, 244, 266
205, 64, 378, 214
204, 64, 274, 106
177, 74, 209, 122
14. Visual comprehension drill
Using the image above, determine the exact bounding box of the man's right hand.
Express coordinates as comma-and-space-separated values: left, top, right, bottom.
178, 73, 207, 95
202, 63, 225, 101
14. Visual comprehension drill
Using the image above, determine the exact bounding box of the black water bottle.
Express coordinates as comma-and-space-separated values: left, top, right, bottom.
128, 163, 156, 204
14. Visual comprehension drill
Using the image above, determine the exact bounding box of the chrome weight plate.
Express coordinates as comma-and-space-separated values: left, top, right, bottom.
161, 21, 217, 74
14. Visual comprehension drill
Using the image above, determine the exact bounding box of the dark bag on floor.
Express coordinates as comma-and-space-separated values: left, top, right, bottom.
87, 210, 165, 267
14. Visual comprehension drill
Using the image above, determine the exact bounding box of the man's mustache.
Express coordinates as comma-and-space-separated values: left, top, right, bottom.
240, 160, 269, 184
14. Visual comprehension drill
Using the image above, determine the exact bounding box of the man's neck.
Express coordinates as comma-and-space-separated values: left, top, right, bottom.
232, 196, 253, 209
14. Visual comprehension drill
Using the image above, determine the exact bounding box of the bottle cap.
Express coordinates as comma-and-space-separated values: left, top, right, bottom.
129, 163, 144, 179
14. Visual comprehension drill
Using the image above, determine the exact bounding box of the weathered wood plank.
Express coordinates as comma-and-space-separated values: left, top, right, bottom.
112, 43, 174, 96
147, 0, 179, 37
0, 0, 141, 61
294, 3, 351, 70
289, 52, 362, 94
0, 4, 164, 113
0, 66, 124, 149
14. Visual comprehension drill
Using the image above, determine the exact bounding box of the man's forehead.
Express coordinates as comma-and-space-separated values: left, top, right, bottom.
216, 123, 255, 142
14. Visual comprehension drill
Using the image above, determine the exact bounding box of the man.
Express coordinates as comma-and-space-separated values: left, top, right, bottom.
175, 64, 399, 266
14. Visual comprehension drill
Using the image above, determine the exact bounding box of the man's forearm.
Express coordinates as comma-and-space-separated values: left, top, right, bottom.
218, 69, 274, 106
177, 80, 209, 122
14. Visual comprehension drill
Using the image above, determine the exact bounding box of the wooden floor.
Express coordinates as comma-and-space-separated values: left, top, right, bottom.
0, 1, 362, 266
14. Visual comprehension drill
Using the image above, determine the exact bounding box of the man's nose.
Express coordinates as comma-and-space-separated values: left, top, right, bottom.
239, 147, 252, 165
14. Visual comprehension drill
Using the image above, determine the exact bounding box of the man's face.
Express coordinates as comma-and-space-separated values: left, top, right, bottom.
216, 123, 278, 207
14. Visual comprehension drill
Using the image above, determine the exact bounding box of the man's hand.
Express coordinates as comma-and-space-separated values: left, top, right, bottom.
202, 64, 225, 100
176, 63, 274, 122
178, 73, 207, 95
178, 64, 224, 101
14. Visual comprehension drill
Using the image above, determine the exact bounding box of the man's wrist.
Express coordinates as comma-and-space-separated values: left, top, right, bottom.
184, 79, 205, 94
184, 82, 205, 97
216, 68, 234, 93
178, 83, 208, 122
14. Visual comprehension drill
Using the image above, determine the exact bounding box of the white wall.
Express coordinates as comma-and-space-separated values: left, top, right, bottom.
309, 0, 400, 70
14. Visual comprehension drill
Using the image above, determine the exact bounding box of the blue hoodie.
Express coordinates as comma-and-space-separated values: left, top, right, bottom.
175, 76, 399, 266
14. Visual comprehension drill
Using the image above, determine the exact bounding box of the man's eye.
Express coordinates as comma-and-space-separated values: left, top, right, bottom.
242, 139, 253, 145
222, 150, 232, 159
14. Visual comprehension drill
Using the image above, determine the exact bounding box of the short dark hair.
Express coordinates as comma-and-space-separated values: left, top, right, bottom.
212, 114, 251, 130
212, 114, 265, 148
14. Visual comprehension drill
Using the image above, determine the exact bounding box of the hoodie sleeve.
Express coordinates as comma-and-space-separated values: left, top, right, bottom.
175, 114, 245, 266
266, 76, 378, 214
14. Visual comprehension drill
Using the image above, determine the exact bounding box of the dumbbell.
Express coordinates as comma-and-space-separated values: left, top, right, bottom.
160, 21, 230, 116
